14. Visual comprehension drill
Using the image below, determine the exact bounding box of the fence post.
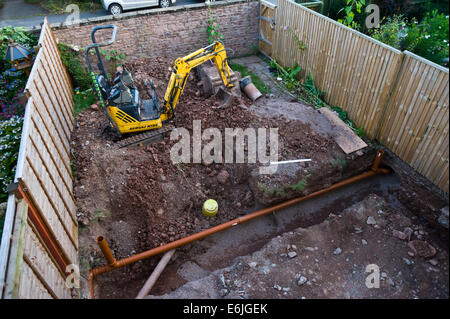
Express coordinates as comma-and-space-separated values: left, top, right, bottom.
374, 52, 406, 141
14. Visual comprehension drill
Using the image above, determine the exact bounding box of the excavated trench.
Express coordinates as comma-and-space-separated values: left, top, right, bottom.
72, 56, 448, 299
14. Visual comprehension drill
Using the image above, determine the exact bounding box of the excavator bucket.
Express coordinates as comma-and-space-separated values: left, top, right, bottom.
213, 86, 235, 108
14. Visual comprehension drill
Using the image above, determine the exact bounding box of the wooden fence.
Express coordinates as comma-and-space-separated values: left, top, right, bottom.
263, 0, 449, 194
0, 18, 76, 299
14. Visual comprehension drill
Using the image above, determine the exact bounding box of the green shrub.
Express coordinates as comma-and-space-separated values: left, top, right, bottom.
403, 10, 449, 67
0, 116, 23, 203
371, 15, 409, 49
58, 42, 92, 90
73, 89, 97, 117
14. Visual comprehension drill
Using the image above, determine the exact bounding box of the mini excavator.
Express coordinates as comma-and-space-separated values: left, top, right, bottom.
85, 25, 234, 146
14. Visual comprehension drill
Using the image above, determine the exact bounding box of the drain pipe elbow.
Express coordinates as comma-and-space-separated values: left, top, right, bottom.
97, 236, 117, 267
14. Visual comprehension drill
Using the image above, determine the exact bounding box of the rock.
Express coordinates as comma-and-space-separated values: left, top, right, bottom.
219, 288, 229, 297
408, 240, 437, 258
217, 170, 230, 184
296, 275, 308, 286
429, 259, 438, 266
437, 206, 449, 229
273, 284, 282, 291
90, 104, 99, 111
403, 258, 413, 265
403, 227, 413, 241
361, 239, 368, 245
157, 208, 164, 215
408, 251, 415, 257
366, 216, 377, 225
333, 247, 342, 255
78, 215, 89, 227
393, 229, 407, 240
248, 262, 257, 268
287, 251, 297, 259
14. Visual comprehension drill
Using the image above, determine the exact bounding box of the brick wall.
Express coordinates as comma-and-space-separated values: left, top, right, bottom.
51, 0, 260, 61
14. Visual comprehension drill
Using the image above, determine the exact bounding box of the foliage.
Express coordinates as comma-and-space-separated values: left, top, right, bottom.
0, 26, 38, 73
269, 59, 302, 91
0, 69, 27, 101
25, 0, 102, 14
0, 0, 4, 9
0, 116, 23, 203
229, 63, 271, 94
99, 48, 126, 74
290, 27, 307, 51
268, 58, 367, 138
371, 11, 449, 67
403, 10, 449, 67
372, 0, 449, 22
73, 89, 97, 117
371, 15, 408, 48
0, 91, 26, 120
337, 0, 367, 30
58, 42, 92, 90
206, 3, 224, 44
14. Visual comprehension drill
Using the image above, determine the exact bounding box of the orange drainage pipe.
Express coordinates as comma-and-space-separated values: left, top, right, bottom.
89, 150, 389, 298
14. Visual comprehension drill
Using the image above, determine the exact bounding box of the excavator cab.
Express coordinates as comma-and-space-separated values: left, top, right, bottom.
85, 24, 234, 138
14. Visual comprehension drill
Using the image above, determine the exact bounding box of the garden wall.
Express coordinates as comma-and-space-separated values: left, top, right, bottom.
50, 0, 260, 60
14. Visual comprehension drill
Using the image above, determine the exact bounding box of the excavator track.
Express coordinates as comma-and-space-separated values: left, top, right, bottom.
117, 125, 175, 148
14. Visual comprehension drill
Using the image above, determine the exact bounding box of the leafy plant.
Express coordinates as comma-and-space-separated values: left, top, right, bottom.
0, 116, 24, 203
403, 10, 449, 67
337, 0, 366, 30
73, 89, 97, 117
290, 27, 307, 51
206, 3, 224, 44
58, 42, 91, 90
371, 15, 408, 48
0, 91, 26, 119
99, 49, 126, 64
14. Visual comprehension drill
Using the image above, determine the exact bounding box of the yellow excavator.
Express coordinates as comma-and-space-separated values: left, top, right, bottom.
85, 25, 234, 146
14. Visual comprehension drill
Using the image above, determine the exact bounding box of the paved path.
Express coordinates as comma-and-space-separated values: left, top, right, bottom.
0, 0, 199, 28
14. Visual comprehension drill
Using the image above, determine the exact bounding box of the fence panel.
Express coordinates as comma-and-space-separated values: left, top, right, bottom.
273, 0, 403, 139
270, 0, 448, 194
378, 52, 449, 193
0, 17, 76, 299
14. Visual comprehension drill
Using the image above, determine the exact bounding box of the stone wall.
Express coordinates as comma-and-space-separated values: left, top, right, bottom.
50, 0, 259, 60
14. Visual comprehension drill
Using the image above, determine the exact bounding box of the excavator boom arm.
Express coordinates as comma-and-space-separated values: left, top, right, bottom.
162, 42, 233, 117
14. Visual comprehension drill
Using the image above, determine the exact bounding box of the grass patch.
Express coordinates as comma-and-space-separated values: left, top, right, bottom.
229, 62, 271, 95
73, 89, 97, 117
25, 0, 102, 13
0, 1, 4, 9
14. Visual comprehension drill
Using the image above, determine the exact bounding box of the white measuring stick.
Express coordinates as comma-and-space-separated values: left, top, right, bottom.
269, 159, 312, 165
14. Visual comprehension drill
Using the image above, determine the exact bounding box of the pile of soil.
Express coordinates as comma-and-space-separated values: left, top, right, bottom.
72, 57, 375, 298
